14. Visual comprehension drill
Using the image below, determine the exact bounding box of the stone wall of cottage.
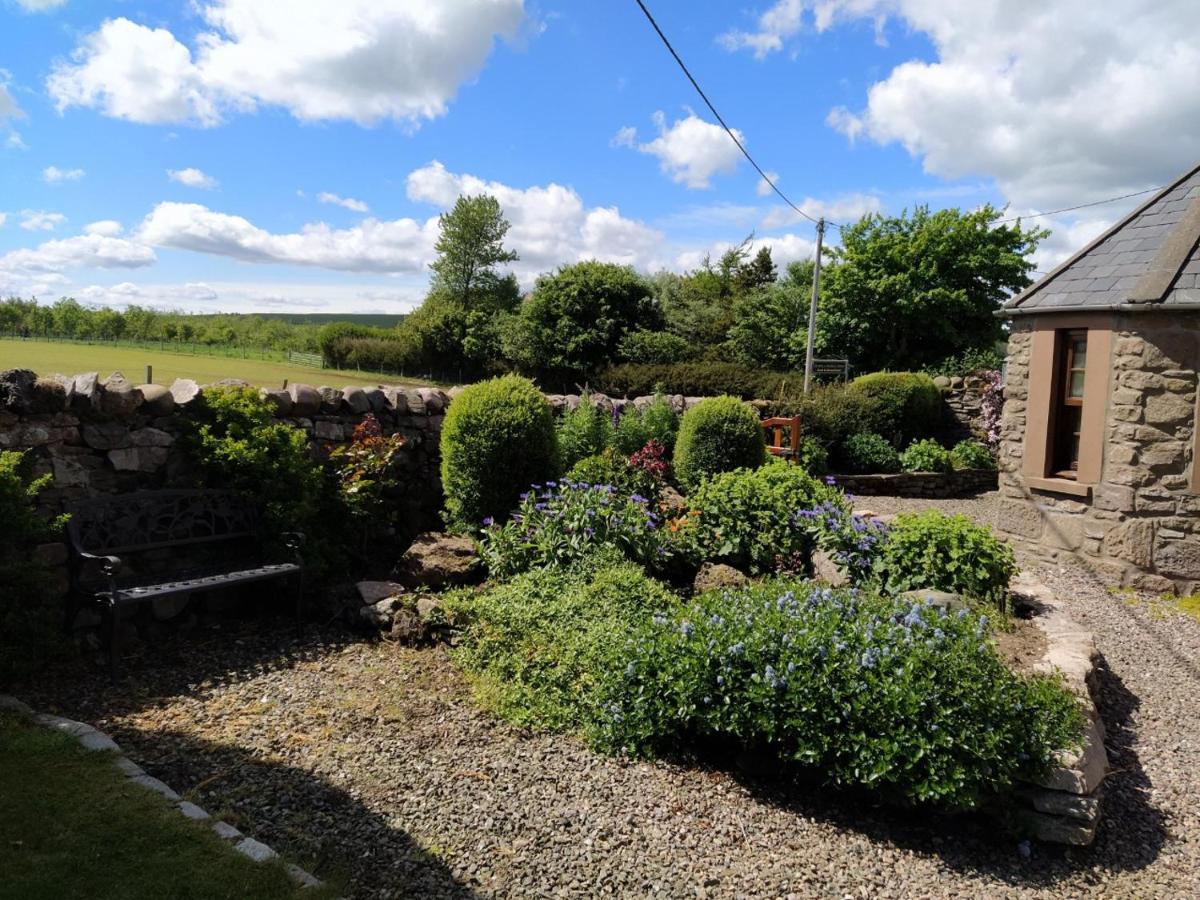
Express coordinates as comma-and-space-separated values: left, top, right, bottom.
996, 315, 1200, 593
933, 374, 990, 443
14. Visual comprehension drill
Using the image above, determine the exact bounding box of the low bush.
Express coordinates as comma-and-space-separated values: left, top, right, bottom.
565, 449, 660, 503
328, 414, 409, 546
612, 392, 679, 456
477, 480, 667, 580
848, 372, 943, 447
557, 395, 614, 470
590, 580, 1083, 809
900, 439, 954, 473
924, 346, 1006, 378
950, 439, 996, 471
440, 375, 558, 528
842, 432, 901, 474
873, 510, 1017, 607
594, 362, 798, 401
452, 557, 677, 730
682, 460, 846, 575
317, 321, 394, 365
618, 330, 696, 365
673, 396, 766, 491
795, 437, 829, 477
0, 451, 69, 682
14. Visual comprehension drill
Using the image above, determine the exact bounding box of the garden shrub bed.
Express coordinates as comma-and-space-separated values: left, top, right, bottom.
830, 468, 998, 498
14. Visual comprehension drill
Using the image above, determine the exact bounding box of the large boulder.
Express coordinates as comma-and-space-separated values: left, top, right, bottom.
99, 372, 144, 417
394, 532, 481, 589
693, 562, 749, 594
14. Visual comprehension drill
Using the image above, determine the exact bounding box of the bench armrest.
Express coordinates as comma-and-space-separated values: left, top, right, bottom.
77, 551, 123, 578
281, 532, 306, 557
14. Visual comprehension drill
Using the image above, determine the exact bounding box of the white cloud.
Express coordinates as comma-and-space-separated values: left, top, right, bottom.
0, 213, 5, 229
14, 0, 68, 10
137, 202, 439, 273
756, 172, 780, 198
728, 1, 1200, 210
71, 279, 424, 314
84, 220, 123, 236
628, 111, 743, 189
610, 125, 637, 149
317, 192, 369, 213
0, 232, 156, 277
760, 193, 884, 229
20, 210, 67, 231
675, 233, 818, 273
47, 1, 526, 128
167, 167, 218, 189
43, 165, 85, 183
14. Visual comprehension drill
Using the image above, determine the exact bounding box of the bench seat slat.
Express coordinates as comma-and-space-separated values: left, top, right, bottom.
96, 563, 300, 604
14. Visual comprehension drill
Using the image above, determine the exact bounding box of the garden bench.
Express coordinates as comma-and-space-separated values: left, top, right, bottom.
65, 489, 304, 675
762, 416, 803, 460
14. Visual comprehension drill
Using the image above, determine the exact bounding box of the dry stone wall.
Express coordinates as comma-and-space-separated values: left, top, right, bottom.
996, 315, 1200, 593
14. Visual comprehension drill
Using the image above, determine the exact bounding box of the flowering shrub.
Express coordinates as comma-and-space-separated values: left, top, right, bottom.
613, 391, 680, 456
899, 438, 953, 473
683, 460, 847, 574
949, 439, 996, 471
329, 414, 408, 522
873, 510, 1017, 607
477, 480, 667, 580
802, 504, 892, 584
566, 449, 660, 502
842, 432, 901, 474
452, 557, 677, 730
589, 580, 1083, 809
629, 439, 670, 483
980, 369, 1004, 449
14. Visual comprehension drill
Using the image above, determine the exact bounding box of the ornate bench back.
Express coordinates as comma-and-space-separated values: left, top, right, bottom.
66, 490, 260, 556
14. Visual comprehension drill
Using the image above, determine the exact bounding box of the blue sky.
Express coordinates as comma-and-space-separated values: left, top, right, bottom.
1, 0, 1197, 313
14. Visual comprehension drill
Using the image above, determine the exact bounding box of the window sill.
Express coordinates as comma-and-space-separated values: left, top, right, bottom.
1027, 476, 1093, 499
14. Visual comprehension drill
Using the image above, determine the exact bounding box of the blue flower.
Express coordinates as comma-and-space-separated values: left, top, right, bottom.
482, 516, 495, 527
729, 642, 745, 657
680, 621, 694, 638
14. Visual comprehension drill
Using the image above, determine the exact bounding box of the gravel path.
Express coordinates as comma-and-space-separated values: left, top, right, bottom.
19, 490, 1200, 898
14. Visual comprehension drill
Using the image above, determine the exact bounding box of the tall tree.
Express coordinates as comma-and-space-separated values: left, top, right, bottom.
429, 194, 519, 312
817, 205, 1045, 371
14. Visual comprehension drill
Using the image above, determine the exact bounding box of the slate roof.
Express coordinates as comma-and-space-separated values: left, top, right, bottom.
1004, 162, 1200, 314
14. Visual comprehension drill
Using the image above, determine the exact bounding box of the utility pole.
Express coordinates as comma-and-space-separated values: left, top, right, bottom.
802, 218, 826, 395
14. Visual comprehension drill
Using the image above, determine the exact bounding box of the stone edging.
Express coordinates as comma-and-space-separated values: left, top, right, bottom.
1007, 573, 1109, 845
830, 468, 998, 498
0, 694, 324, 891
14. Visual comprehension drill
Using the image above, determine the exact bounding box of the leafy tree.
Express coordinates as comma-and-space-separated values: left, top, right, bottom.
817, 206, 1045, 371
429, 194, 519, 312
507, 261, 661, 377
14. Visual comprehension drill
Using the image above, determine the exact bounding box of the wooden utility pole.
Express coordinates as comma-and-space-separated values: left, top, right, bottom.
803, 218, 826, 395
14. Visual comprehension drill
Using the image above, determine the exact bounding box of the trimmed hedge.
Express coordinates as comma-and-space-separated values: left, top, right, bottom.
847, 372, 942, 447
440, 375, 558, 528
674, 396, 766, 491
595, 362, 799, 401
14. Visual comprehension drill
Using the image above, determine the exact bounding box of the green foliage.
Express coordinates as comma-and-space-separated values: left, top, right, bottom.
842, 432, 901, 474
874, 511, 1018, 606
818, 205, 1046, 371
556, 396, 614, 470
618, 330, 696, 364
848, 371, 943, 447
440, 375, 558, 528
429, 194, 519, 309
723, 268, 810, 371
924, 345, 1006, 377
507, 261, 661, 377
950, 439, 996, 471
589, 580, 1083, 810
565, 449, 659, 502
795, 437, 829, 477
673, 396, 766, 491
594, 361, 797, 401
317, 322, 392, 365
328, 415, 409, 529
612, 392, 680, 456
477, 481, 667, 581
684, 460, 846, 574
899, 439, 954, 474
451, 558, 677, 730
0, 451, 68, 682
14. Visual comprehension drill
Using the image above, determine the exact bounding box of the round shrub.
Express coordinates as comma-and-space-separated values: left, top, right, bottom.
899, 438, 953, 473
842, 432, 900, 474
848, 371, 942, 447
873, 510, 1017, 606
684, 459, 846, 574
673, 396, 766, 491
440, 375, 558, 528
590, 580, 1083, 810
950, 439, 996, 471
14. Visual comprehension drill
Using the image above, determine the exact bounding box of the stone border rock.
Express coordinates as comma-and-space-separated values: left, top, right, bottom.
0, 693, 324, 891
830, 468, 998, 498
1005, 573, 1110, 846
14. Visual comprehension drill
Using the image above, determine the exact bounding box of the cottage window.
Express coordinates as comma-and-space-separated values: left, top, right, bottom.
1051, 330, 1088, 477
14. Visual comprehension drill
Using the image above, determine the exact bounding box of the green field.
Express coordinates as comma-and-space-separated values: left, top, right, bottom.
0, 338, 440, 389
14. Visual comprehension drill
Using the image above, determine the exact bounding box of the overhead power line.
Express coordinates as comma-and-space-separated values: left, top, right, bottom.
997, 186, 1166, 224
632, 0, 831, 230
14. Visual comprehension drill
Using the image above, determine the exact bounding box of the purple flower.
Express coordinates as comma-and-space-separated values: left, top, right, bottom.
482, 516, 495, 527
824, 475, 836, 486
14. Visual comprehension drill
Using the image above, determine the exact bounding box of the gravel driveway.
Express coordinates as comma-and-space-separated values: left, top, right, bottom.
19, 490, 1200, 898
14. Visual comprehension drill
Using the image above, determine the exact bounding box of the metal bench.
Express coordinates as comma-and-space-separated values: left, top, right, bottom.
64, 490, 304, 675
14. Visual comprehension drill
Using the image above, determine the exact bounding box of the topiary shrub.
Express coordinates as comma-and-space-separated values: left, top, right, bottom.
673, 396, 766, 491
950, 439, 996, 471
900, 438, 953, 473
848, 371, 942, 447
842, 432, 901, 474
590, 579, 1083, 810
440, 375, 558, 528
873, 510, 1017, 607
557, 394, 614, 470
451, 556, 678, 730
683, 459, 846, 574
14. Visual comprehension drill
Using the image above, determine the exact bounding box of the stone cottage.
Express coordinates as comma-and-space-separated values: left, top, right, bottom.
996, 162, 1200, 592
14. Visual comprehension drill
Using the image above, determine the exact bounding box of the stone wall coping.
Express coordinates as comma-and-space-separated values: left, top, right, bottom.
0, 694, 326, 892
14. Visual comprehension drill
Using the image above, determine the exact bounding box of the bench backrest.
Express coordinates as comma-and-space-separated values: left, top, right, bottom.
66, 490, 260, 556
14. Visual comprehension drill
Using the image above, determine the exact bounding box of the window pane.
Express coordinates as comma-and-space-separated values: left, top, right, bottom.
1069, 370, 1086, 398
1072, 339, 1087, 370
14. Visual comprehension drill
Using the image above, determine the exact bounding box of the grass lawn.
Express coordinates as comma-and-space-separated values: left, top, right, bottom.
0, 709, 336, 900
0, 337, 442, 389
